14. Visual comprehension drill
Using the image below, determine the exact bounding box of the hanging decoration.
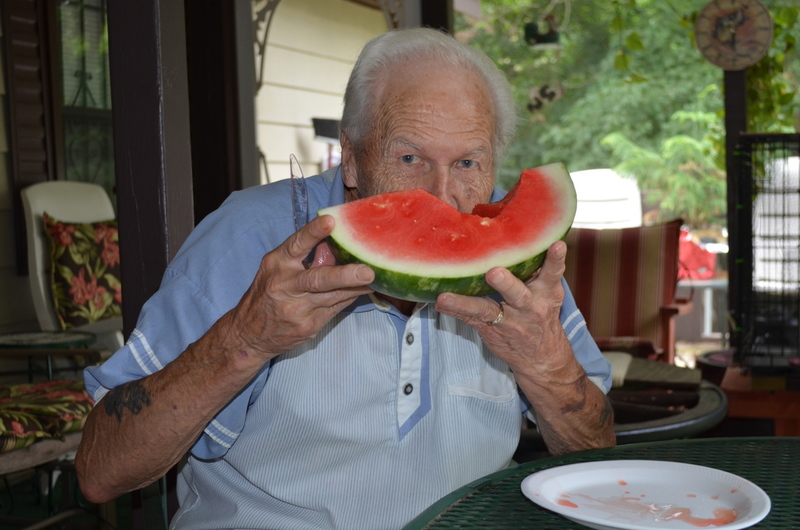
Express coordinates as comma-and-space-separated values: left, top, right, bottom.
523, 0, 570, 50
378, 0, 403, 29
522, 1, 570, 114
527, 83, 565, 114
524, 14, 560, 48
253, 0, 283, 95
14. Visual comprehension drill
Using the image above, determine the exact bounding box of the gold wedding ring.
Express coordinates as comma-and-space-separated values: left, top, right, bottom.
487, 305, 504, 326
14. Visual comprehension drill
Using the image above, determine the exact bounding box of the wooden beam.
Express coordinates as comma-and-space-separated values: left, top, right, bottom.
724, 69, 747, 349
379, 0, 453, 32
421, 0, 453, 33
185, 0, 241, 223
233, 0, 260, 190
107, 0, 195, 339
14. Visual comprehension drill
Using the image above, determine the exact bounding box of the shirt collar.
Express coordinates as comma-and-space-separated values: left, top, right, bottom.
342, 294, 428, 320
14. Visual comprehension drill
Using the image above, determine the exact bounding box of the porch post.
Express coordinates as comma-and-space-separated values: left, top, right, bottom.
378, 0, 453, 33
107, 0, 194, 340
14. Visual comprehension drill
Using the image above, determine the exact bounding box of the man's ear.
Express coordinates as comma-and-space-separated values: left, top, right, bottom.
340, 132, 358, 189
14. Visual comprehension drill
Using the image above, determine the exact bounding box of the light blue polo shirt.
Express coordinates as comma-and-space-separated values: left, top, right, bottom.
85, 167, 611, 529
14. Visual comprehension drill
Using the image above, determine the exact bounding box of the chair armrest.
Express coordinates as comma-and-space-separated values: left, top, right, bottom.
657, 299, 694, 364
661, 299, 694, 318
594, 336, 659, 358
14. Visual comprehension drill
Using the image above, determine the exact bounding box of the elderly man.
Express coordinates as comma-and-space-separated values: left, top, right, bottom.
76, 28, 614, 529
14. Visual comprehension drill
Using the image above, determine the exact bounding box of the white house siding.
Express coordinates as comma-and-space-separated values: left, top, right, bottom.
256, 0, 387, 183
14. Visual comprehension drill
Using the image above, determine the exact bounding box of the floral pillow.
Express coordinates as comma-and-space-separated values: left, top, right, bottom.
43, 212, 122, 330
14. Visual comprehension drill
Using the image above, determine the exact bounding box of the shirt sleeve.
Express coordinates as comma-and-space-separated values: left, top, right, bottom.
84, 179, 302, 460
560, 278, 612, 393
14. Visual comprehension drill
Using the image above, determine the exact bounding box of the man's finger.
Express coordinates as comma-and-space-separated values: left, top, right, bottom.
286, 215, 335, 262
534, 241, 567, 288
485, 267, 528, 308
300, 261, 375, 294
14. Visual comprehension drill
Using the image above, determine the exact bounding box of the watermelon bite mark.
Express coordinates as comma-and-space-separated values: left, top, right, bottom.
318, 162, 577, 302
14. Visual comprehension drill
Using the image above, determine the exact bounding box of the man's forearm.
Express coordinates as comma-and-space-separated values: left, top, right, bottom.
76, 313, 267, 504
515, 343, 616, 455
521, 369, 615, 455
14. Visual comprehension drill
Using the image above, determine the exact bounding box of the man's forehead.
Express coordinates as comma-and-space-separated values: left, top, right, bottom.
378, 64, 491, 111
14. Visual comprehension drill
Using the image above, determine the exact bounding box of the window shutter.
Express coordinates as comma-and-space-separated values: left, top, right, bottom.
2, 0, 61, 274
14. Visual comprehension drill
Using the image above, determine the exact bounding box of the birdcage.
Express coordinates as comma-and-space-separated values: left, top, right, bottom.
731, 134, 800, 374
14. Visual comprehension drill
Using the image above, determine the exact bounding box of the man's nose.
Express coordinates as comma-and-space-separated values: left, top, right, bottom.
428, 166, 457, 208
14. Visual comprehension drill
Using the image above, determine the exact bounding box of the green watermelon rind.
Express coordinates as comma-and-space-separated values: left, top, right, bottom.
326, 229, 569, 303
320, 162, 576, 302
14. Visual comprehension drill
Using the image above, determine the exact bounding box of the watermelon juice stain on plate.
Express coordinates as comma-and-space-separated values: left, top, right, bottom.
521, 460, 770, 530
554, 491, 737, 527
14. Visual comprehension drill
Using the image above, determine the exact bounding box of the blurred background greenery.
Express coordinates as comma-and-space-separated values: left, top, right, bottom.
456, 0, 799, 230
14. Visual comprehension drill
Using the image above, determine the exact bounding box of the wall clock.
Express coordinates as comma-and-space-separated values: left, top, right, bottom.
694, 0, 774, 71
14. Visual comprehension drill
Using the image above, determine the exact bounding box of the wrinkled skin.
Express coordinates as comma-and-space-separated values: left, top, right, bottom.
76, 60, 614, 506
342, 59, 495, 213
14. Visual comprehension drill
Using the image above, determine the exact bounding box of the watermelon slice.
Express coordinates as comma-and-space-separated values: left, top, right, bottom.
318, 162, 577, 302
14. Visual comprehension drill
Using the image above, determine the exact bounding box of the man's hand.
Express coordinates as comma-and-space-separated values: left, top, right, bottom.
435, 241, 568, 373
434, 241, 615, 454
226, 214, 375, 368
433, 241, 571, 369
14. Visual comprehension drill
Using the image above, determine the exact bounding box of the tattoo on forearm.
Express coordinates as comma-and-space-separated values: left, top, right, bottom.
560, 377, 587, 415
103, 380, 151, 422
600, 397, 615, 426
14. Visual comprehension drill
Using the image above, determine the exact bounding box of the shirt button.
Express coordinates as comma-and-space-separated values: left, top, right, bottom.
406, 333, 414, 345
403, 383, 413, 395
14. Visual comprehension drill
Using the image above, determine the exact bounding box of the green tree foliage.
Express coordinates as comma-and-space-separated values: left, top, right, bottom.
456, 0, 799, 229
740, 5, 799, 132
601, 123, 726, 226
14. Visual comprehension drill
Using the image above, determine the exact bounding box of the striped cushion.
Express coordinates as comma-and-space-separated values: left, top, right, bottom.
563, 220, 683, 359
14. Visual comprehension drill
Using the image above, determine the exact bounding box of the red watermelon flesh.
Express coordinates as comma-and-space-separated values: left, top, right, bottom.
318, 162, 576, 302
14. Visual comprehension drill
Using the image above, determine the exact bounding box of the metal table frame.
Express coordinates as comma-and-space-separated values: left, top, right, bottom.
0, 331, 98, 380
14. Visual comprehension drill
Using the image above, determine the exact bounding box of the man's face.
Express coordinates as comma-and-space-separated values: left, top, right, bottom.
342, 61, 496, 214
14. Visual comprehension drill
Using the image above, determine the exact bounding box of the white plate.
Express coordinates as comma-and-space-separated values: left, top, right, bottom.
521, 460, 770, 530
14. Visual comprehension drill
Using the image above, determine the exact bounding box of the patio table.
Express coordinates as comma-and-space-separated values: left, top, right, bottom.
0, 330, 98, 380
404, 437, 800, 529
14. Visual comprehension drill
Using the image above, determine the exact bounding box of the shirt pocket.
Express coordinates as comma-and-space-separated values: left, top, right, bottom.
449, 362, 517, 403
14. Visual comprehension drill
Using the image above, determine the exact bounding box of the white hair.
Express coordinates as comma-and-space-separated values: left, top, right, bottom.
340, 28, 517, 170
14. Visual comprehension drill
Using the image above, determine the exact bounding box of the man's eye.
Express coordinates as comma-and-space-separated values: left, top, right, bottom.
401, 155, 419, 164
458, 160, 476, 169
